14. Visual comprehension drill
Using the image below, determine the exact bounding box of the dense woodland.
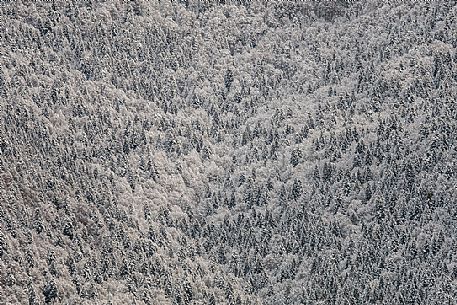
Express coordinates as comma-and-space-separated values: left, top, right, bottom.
1, 0, 457, 304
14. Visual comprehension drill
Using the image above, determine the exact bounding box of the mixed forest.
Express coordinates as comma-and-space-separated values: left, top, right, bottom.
1, 0, 457, 304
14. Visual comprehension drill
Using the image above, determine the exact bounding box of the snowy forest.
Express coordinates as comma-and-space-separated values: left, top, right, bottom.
1, 0, 456, 304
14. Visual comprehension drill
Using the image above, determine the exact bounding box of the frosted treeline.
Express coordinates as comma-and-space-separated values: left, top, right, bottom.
1, 1, 456, 304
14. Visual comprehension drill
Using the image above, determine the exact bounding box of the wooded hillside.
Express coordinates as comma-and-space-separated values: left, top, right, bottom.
1, 1, 456, 304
